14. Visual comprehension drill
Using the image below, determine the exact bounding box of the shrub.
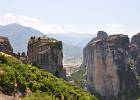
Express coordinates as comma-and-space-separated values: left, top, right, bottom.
0, 53, 96, 100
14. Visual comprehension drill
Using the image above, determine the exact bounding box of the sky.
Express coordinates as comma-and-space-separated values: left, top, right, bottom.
0, 0, 140, 36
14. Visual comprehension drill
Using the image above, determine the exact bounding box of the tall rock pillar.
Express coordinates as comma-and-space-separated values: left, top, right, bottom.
27, 36, 66, 78
83, 31, 137, 99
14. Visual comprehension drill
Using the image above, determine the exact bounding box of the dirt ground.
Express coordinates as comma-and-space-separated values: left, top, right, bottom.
0, 94, 21, 100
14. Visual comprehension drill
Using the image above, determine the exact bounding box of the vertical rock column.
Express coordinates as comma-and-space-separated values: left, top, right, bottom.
130, 33, 140, 75
84, 32, 136, 99
27, 36, 66, 78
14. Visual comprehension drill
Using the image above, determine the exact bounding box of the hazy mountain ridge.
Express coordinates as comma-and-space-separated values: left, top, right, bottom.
48, 33, 95, 48
0, 25, 3, 28
0, 23, 44, 52
63, 43, 83, 64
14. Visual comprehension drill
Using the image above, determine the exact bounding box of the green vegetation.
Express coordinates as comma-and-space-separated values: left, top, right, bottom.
128, 57, 140, 86
128, 57, 140, 100
30, 37, 60, 46
128, 58, 136, 73
70, 68, 86, 88
0, 52, 96, 100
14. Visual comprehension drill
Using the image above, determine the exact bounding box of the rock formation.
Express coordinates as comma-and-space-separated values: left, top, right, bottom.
83, 31, 137, 100
0, 36, 13, 52
27, 36, 66, 78
130, 33, 140, 75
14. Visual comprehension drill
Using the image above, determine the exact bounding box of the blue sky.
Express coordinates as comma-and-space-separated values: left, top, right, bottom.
0, 0, 140, 36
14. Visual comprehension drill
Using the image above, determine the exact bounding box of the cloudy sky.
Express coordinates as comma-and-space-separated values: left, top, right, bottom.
0, 0, 140, 36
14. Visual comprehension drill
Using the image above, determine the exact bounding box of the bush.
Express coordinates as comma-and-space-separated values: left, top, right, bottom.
0, 54, 7, 64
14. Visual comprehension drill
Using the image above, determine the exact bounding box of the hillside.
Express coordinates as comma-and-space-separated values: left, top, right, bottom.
0, 52, 96, 100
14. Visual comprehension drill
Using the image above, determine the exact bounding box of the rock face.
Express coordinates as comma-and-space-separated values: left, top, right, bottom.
0, 36, 13, 52
83, 31, 137, 99
27, 36, 66, 78
130, 33, 140, 75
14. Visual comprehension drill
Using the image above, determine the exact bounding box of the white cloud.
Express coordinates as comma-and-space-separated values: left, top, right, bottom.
66, 25, 74, 28
0, 13, 134, 36
35, 24, 66, 34
0, 13, 41, 26
96, 24, 131, 35
106, 24, 124, 29
0, 13, 74, 34
18, 15, 42, 26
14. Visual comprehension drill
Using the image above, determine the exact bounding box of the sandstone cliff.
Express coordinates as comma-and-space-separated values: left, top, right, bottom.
0, 36, 13, 52
83, 31, 137, 100
27, 36, 66, 78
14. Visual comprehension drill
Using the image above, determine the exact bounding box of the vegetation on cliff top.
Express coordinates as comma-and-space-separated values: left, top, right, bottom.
29, 36, 61, 46
0, 52, 96, 100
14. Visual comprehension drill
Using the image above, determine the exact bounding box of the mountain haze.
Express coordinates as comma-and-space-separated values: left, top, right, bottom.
63, 43, 82, 64
0, 23, 44, 52
0, 25, 3, 28
48, 33, 95, 48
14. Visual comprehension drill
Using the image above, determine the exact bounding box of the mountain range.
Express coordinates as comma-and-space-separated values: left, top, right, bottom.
0, 23, 96, 64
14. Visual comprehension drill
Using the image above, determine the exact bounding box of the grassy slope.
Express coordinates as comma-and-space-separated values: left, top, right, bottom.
70, 68, 86, 88
0, 52, 96, 100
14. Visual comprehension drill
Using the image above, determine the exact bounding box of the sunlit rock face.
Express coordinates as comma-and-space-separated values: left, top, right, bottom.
27, 36, 66, 78
0, 36, 13, 52
83, 31, 137, 99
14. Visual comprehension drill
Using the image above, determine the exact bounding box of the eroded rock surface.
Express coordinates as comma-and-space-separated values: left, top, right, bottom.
83, 31, 137, 99
130, 33, 140, 75
0, 36, 13, 52
27, 36, 66, 78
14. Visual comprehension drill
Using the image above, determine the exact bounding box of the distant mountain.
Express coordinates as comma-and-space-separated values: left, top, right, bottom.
63, 43, 83, 64
63, 43, 82, 57
48, 33, 95, 48
0, 25, 3, 28
0, 23, 44, 52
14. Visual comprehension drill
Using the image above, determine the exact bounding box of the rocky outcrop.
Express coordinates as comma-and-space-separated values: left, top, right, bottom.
27, 36, 66, 78
83, 31, 137, 100
130, 33, 140, 75
0, 36, 13, 52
